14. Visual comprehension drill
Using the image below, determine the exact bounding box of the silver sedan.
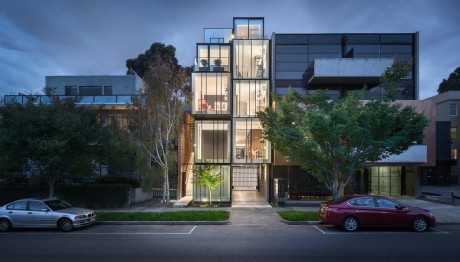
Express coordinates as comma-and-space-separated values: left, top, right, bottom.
0, 198, 96, 232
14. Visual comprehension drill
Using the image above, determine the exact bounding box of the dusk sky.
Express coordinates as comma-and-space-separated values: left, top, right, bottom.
1, 0, 459, 99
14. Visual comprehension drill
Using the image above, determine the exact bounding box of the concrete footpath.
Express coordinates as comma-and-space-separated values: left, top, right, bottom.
95, 195, 460, 226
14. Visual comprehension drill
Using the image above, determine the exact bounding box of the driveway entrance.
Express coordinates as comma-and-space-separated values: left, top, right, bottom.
232, 166, 258, 191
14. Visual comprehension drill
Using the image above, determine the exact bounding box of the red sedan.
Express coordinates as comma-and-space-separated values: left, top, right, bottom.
319, 195, 436, 232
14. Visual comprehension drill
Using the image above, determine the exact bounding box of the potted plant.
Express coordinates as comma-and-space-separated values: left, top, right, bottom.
199, 59, 209, 71
213, 58, 224, 71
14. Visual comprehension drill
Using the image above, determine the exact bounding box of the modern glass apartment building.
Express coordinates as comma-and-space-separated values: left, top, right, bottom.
180, 18, 424, 204
184, 18, 271, 203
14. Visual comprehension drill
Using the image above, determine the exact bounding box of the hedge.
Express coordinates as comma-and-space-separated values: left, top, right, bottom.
0, 184, 131, 208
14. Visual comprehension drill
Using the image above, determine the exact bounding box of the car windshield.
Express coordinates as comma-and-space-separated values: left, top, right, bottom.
43, 199, 71, 211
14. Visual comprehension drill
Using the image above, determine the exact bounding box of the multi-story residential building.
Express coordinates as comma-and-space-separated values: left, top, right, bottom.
422, 91, 460, 185
179, 17, 428, 205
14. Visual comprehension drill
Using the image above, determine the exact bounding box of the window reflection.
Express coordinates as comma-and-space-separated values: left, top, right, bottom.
193, 73, 230, 115
233, 80, 268, 117
195, 121, 230, 163
233, 119, 270, 163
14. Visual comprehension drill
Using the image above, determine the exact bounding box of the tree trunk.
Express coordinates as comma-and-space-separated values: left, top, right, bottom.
208, 187, 212, 206
47, 177, 56, 198
162, 168, 170, 203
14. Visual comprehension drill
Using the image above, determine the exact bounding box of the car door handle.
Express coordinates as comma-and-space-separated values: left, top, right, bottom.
28, 212, 33, 214
8, 211, 13, 214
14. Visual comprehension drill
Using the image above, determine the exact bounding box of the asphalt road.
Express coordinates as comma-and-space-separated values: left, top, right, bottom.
1, 224, 459, 262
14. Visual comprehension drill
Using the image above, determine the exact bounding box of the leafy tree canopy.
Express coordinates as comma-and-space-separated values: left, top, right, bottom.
0, 98, 110, 197
126, 42, 179, 78
258, 89, 429, 199
438, 67, 460, 93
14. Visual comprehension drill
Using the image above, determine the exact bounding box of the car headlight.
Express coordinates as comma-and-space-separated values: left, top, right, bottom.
74, 215, 87, 219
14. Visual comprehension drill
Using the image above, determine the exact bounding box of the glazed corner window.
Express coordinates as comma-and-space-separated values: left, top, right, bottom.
452, 149, 458, 160
195, 120, 230, 163
449, 103, 457, 116
234, 18, 264, 39
192, 73, 230, 115
233, 80, 268, 116
451, 127, 458, 139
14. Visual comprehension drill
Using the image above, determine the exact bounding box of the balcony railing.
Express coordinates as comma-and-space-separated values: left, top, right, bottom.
3, 95, 139, 106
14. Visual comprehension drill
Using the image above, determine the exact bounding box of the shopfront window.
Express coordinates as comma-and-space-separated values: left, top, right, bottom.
233, 119, 270, 163
233, 40, 269, 79
195, 120, 230, 163
192, 73, 230, 115
233, 80, 268, 117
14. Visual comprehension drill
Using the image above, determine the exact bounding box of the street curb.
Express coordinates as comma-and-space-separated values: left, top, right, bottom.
96, 220, 230, 226
280, 219, 322, 225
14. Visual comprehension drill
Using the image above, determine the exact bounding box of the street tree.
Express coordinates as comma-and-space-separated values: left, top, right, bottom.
129, 58, 187, 202
437, 67, 460, 93
193, 164, 224, 206
258, 90, 428, 199
0, 97, 110, 197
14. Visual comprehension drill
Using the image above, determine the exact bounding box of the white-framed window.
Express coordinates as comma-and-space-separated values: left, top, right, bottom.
449, 103, 457, 116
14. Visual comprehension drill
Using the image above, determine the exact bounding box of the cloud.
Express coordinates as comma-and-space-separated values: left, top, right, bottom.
0, 0, 459, 99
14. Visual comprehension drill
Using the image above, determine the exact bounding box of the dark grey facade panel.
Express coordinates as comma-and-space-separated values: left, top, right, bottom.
275, 45, 308, 54
275, 54, 309, 62
275, 79, 305, 87
381, 45, 413, 53
380, 34, 414, 44
309, 45, 341, 54
345, 34, 380, 44
436, 121, 452, 161
308, 34, 342, 44
275, 62, 309, 71
275, 34, 309, 44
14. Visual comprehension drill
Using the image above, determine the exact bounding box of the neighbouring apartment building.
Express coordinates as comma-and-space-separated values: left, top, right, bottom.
178, 17, 430, 205
422, 91, 460, 186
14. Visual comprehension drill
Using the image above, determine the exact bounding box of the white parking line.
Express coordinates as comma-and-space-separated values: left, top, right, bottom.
8, 226, 198, 236
313, 225, 449, 234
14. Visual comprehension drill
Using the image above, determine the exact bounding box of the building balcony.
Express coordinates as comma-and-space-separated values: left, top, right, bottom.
307, 58, 394, 85
3, 95, 138, 107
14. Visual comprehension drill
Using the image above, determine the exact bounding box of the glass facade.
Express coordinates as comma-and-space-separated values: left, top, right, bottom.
233, 119, 270, 163
193, 165, 231, 202
192, 73, 230, 115
196, 44, 231, 72
233, 40, 269, 79
204, 28, 232, 43
233, 18, 264, 39
233, 80, 268, 117
273, 33, 417, 99
194, 120, 231, 164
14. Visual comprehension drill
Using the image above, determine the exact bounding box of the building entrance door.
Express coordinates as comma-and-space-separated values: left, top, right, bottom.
232, 166, 258, 191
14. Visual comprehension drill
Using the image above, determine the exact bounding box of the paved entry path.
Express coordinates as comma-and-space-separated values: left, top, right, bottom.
230, 191, 284, 226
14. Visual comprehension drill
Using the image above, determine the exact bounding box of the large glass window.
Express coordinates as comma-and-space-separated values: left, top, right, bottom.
233, 119, 270, 163
204, 28, 232, 43
234, 18, 263, 39
452, 149, 458, 160
233, 40, 269, 79
195, 120, 230, 163
192, 73, 230, 115
193, 165, 230, 202
197, 44, 230, 72
233, 80, 268, 117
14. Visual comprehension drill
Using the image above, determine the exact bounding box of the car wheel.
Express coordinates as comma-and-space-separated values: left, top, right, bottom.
412, 217, 428, 232
342, 217, 359, 232
0, 218, 12, 232
58, 218, 74, 232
